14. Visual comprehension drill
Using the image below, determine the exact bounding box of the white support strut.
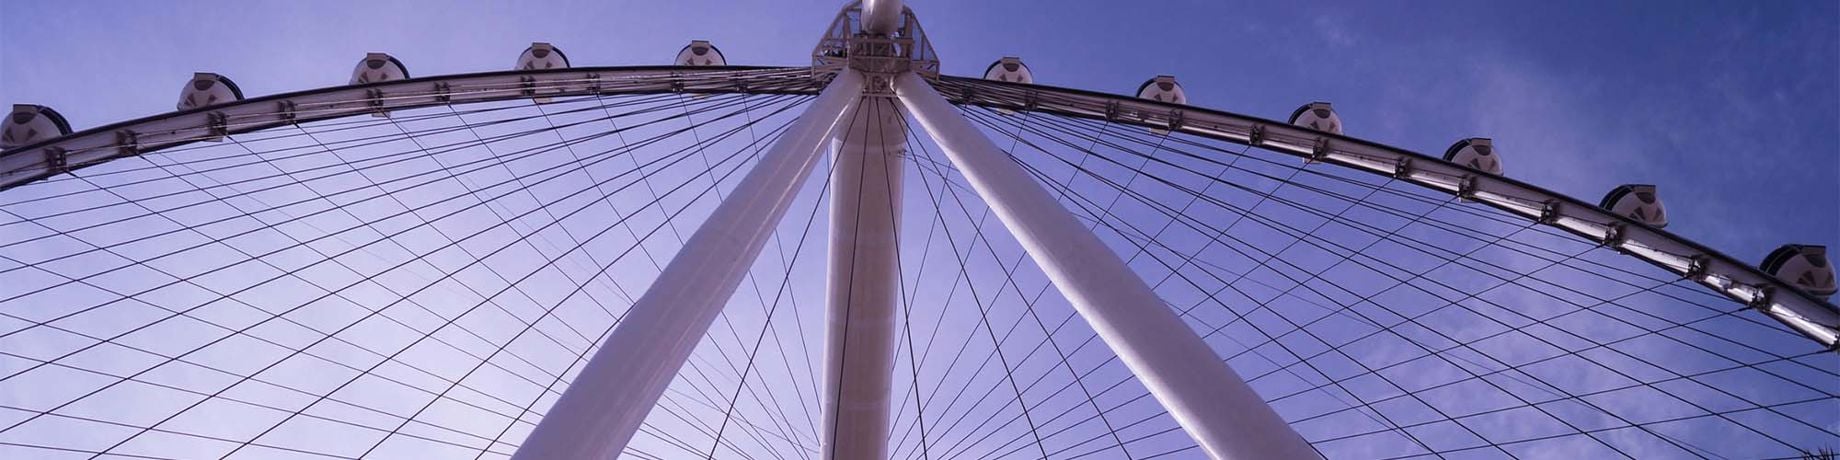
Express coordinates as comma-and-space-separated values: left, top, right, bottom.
510, 70, 867, 460
820, 95, 906, 459
895, 73, 1319, 460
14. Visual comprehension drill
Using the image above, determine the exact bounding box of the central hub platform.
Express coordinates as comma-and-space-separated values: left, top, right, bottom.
812, 1, 939, 94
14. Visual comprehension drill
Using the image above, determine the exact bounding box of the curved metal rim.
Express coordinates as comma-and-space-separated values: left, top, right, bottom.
936, 75, 1837, 348
0, 65, 821, 191
1, 66, 1831, 348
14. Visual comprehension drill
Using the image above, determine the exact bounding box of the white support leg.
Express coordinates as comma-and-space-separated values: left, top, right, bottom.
894, 73, 1318, 460
511, 70, 867, 460
820, 95, 905, 459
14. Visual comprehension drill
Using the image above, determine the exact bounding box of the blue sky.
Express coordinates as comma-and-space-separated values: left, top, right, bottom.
3, 0, 1835, 259
1, 1, 1836, 458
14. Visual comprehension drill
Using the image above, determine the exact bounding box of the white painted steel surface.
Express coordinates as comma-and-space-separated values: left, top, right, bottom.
896, 73, 1320, 460
819, 95, 907, 459
509, 70, 867, 460
860, 0, 905, 36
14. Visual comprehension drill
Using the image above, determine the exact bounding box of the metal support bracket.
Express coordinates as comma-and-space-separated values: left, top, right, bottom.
1456, 175, 1479, 200
1392, 156, 1413, 179
1309, 137, 1331, 163
1604, 222, 1629, 250
365, 89, 386, 114
1539, 200, 1562, 225
206, 112, 229, 139
1685, 255, 1713, 280
278, 100, 298, 124
114, 130, 139, 157
43, 147, 67, 174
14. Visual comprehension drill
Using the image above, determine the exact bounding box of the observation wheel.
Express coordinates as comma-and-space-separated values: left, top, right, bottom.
1, 2, 1835, 459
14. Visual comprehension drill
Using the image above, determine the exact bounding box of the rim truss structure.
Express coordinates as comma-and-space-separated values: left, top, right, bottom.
1, 1, 1835, 459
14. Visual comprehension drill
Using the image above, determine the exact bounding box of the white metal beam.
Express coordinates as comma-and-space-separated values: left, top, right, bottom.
510, 69, 867, 460
895, 73, 1319, 460
820, 95, 906, 459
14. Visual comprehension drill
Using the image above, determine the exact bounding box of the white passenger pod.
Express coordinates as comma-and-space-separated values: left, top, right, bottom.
1762, 245, 1835, 298
1288, 101, 1342, 135
1600, 184, 1668, 228
516, 42, 570, 70
516, 43, 570, 103
1136, 76, 1186, 134
983, 57, 1033, 115
983, 57, 1033, 84
2, 104, 72, 149
675, 40, 726, 66
1135, 75, 1186, 104
351, 53, 409, 117
1443, 137, 1503, 175
350, 53, 410, 85
177, 73, 245, 111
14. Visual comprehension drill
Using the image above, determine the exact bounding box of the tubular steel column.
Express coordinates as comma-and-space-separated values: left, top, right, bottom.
820, 95, 905, 459
894, 73, 1319, 460
511, 70, 867, 460
860, 0, 904, 36
819, 2, 906, 457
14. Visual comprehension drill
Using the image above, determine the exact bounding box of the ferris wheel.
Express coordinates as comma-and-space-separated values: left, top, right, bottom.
1, 1, 1835, 459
